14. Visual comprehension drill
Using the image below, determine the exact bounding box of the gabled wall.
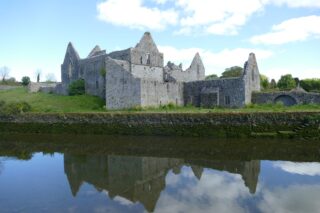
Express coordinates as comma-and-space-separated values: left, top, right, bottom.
242, 53, 261, 104
61, 43, 80, 85
80, 54, 107, 99
165, 53, 205, 82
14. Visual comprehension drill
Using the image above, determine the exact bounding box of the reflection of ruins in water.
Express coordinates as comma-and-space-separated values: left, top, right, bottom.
64, 155, 260, 212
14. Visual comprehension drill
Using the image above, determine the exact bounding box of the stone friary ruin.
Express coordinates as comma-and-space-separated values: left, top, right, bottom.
53, 32, 261, 109
30, 32, 265, 109
28, 31, 320, 108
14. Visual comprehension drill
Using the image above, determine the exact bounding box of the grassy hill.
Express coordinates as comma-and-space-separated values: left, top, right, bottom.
0, 87, 105, 113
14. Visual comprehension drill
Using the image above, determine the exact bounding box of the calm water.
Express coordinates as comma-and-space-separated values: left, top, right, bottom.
1, 134, 320, 213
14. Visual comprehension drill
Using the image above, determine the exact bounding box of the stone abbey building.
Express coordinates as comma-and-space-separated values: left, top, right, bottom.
56, 32, 261, 109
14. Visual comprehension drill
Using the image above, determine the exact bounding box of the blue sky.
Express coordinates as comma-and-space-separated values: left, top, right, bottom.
0, 0, 319, 81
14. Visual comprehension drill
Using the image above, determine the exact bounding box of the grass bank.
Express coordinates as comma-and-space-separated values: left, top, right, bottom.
1, 88, 320, 113
0, 87, 105, 112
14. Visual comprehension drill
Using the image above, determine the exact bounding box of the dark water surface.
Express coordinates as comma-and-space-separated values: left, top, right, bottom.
1, 134, 320, 213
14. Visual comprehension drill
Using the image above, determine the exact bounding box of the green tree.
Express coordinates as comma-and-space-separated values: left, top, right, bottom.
260, 74, 269, 90
21, 76, 31, 86
270, 79, 277, 90
277, 74, 296, 91
300, 78, 320, 92
221, 66, 243, 78
68, 79, 85, 96
205, 74, 218, 80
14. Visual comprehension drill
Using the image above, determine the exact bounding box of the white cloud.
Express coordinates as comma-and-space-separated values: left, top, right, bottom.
265, 0, 320, 8
250, 15, 320, 45
97, 0, 178, 30
155, 169, 251, 213
158, 45, 273, 76
152, 0, 169, 4
274, 162, 320, 176
175, 0, 265, 35
97, 1, 320, 36
114, 196, 135, 206
258, 185, 320, 213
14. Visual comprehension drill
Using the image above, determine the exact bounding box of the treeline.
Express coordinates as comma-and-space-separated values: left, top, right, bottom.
205, 66, 320, 92
261, 74, 320, 92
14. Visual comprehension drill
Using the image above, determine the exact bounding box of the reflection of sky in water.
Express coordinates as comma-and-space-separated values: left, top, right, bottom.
1, 154, 320, 213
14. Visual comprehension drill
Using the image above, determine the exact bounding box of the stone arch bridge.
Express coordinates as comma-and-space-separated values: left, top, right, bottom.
252, 90, 320, 106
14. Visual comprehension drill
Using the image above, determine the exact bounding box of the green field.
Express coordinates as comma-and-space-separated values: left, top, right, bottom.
1, 87, 320, 113
0, 87, 105, 113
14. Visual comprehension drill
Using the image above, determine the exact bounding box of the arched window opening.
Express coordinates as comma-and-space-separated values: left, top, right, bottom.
146, 53, 151, 65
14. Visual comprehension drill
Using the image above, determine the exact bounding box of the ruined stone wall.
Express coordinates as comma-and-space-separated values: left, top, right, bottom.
108, 49, 131, 62
61, 43, 81, 86
140, 80, 184, 107
0, 85, 20, 91
80, 55, 108, 99
168, 69, 202, 82
54, 83, 68, 95
184, 78, 245, 108
242, 53, 261, 104
165, 53, 205, 83
252, 91, 320, 105
130, 49, 164, 67
105, 59, 141, 109
28, 82, 57, 93
131, 64, 163, 82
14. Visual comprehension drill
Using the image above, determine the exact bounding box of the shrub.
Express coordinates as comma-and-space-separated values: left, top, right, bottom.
100, 68, 107, 77
161, 102, 176, 110
21, 76, 31, 86
205, 74, 218, 80
0, 101, 32, 115
68, 79, 85, 96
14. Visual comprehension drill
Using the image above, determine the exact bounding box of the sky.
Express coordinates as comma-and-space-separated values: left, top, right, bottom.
0, 0, 319, 82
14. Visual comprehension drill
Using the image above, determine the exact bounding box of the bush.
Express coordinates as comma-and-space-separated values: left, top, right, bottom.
68, 79, 85, 96
21, 76, 31, 86
300, 79, 320, 92
277, 74, 296, 91
161, 102, 176, 110
0, 101, 32, 115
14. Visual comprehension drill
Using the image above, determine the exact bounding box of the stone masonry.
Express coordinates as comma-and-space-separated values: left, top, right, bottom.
56, 32, 261, 109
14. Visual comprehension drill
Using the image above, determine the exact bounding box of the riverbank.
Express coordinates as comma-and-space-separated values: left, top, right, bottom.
0, 112, 319, 139
1, 133, 320, 161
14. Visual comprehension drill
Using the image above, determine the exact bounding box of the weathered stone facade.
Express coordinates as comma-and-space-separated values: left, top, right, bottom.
57, 32, 261, 109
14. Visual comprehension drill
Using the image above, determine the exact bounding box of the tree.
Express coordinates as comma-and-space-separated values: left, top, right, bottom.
0, 66, 10, 82
300, 78, 320, 92
260, 74, 269, 90
35, 69, 42, 83
270, 79, 277, 89
21, 76, 31, 86
45, 73, 57, 82
221, 66, 243, 78
205, 74, 218, 80
277, 74, 296, 91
